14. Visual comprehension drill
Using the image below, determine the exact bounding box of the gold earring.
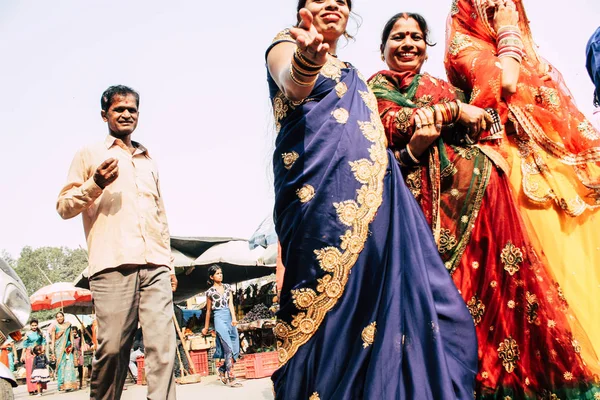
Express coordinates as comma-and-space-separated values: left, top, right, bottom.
381, 54, 385, 61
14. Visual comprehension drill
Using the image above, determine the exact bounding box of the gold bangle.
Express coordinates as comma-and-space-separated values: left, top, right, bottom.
291, 57, 321, 77
295, 47, 324, 69
455, 99, 463, 123
405, 144, 420, 164
290, 65, 317, 87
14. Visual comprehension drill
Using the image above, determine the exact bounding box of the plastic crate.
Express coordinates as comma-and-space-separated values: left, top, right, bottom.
136, 356, 146, 385
188, 349, 209, 377
216, 358, 247, 378
244, 351, 278, 379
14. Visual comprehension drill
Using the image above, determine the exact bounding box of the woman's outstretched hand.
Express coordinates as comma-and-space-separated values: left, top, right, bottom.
290, 8, 329, 66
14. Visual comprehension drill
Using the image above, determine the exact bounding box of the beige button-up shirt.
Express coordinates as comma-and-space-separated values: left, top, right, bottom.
57, 135, 173, 277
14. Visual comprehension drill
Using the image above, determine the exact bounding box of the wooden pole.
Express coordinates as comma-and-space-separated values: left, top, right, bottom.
172, 315, 197, 374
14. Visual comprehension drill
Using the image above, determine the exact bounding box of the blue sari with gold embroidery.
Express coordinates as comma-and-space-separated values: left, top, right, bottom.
267, 30, 478, 400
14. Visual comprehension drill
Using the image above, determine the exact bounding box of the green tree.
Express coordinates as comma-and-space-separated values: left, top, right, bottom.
2, 246, 88, 321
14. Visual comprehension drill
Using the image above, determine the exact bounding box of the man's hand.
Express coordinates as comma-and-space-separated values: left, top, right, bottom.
93, 158, 119, 189
170, 274, 178, 292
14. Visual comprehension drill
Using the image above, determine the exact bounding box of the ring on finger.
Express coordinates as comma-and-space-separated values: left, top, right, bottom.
435, 124, 443, 129
416, 124, 422, 130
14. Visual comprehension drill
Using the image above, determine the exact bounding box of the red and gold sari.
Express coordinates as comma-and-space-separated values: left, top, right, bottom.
369, 69, 600, 398
445, 0, 600, 366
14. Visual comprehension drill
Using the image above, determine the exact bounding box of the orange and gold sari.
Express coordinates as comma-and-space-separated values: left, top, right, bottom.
445, 0, 600, 366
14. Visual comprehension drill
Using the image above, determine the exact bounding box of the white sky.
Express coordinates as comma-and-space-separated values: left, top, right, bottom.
1, 1, 598, 257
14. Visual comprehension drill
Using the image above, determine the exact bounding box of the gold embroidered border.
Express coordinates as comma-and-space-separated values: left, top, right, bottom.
446, 156, 491, 274
509, 105, 600, 165
275, 78, 388, 367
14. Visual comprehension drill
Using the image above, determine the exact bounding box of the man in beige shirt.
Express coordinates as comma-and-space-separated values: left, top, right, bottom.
57, 85, 177, 400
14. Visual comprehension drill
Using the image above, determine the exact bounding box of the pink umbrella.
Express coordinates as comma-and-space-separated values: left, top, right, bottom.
29, 282, 92, 312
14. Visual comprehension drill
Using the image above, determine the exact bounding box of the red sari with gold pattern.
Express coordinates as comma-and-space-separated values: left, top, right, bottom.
369, 69, 600, 399
445, 0, 600, 368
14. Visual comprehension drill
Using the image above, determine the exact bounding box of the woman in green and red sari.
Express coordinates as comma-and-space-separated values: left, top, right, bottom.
369, 12, 600, 399
50, 312, 78, 392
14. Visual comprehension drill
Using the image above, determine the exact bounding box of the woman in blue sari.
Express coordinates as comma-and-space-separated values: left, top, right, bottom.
266, 1, 478, 398
50, 312, 78, 392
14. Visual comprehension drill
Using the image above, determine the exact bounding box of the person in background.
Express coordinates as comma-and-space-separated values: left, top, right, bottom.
56, 85, 178, 400
173, 304, 189, 380
30, 345, 50, 396
202, 266, 241, 388
21, 319, 46, 396
50, 312, 78, 392
586, 26, 600, 129
72, 328, 84, 389
128, 326, 144, 383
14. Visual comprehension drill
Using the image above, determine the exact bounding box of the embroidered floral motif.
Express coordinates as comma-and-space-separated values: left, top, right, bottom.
282, 151, 299, 170
438, 229, 458, 254
332, 108, 349, 124
453, 145, 479, 160
297, 185, 315, 203
501, 241, 524, 276
334, 200, 360, 227
498, 337, 520, 373
535, 86, 561, 112
415, 94, 434, 107
321, 58, 344, 82
361, 322, 377, 348
578, 120, 600, 141
467, 296, 485, 326
564, 372, 574, 381
572, 339, 582, 354
394, 108, 413, 133
448, 32, 474, 56
273, 93, 291, 134
272, 29, 293, 44
349, 159, 377, 184
335, 82, 348, 98
292, 288, 317, 310
451, 0, 460, 15
276, 83, 388, 366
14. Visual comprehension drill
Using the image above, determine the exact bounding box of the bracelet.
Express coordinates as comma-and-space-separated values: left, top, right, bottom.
290, 64, 318, 87
456, 99, 464, 123
497, 25, 520, 34
405, 145, 420, 164
291, 52, 322, 77
496, 29, 524, 63
294, 47, 325, 69
463, 133, 476, 146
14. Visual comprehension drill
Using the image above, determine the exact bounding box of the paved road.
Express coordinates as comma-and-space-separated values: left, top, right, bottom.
13, 376, 274, 400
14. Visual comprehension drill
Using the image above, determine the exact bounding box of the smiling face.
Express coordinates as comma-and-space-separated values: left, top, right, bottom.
303, 0, 350, 43
382, 17, 428, 74
101, 93, 139, 138
56, 313, 65, 324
